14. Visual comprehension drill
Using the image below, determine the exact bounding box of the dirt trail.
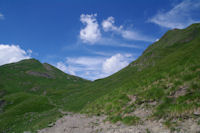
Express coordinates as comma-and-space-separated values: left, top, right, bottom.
38, 113, 200, 133
38, 113, 169, 133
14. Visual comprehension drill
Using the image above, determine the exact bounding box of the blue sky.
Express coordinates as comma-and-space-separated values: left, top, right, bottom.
0, 0, 200, 80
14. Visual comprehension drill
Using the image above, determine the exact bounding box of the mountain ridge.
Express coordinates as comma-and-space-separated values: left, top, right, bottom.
0, 23, 200, 132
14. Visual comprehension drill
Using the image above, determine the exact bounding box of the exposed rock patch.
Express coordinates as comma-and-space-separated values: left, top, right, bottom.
169, 85, 188, 98
43, 63, 54, 71
26, 71, 54, 79
38, 112, 200, 133
0, 100, 6, 108
30, 86, 40, 92
0, 99, 6, 113
38, 113, 170, 133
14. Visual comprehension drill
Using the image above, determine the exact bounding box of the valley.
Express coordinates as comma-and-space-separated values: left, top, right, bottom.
0, 23, 200, 133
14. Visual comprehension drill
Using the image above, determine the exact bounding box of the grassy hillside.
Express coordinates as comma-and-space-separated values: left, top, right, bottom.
0, 59, 90, 132
0, 23, 200, 132
83, 23, 200, 128
0, 59, 125, 132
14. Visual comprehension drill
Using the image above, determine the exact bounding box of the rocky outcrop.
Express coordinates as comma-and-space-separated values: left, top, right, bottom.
26, 71, 54, 79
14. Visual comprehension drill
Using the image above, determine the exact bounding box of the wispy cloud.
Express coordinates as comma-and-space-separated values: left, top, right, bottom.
0, 44, 32, 66
55, 53, 134, 80
149, 0, 200, 29
91, 51, 114, 56
66, 56, 104, 71
102, 16, 155, 42
98, 37, 143, 49
56, 62, 67, 72
121, 30, 155, 42
0, 13, 4, 20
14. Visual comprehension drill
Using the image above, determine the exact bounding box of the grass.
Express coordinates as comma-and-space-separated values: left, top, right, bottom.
140, 87, 165, 101
107, 115, 141, 125
0, 93, 58, 132
0, 23, 200, 132
0, 59, 90, 132
146, 129, 151, 133
122, 116, 141, 125
82, 23, 200, 124
198, 120, 200, 125
107, 115, 122, 123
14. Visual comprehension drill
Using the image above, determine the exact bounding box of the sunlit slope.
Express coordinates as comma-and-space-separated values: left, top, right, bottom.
0, 23, 200, 132
83, 23, 200, 125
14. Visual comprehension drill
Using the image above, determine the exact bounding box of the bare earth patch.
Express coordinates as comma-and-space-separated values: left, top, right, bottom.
38, 113, 170, 133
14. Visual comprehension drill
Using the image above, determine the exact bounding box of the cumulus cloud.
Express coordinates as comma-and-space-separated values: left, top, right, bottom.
102, 16, 154, 42
102, 16, 123, 32
149, 0, 200, 29
56, 53, 134, 80
80, 14, 101, 44
56, 56, 104, 80
102, 53, 132, 74
79, 14, 154, 44
0, 44, 31, 66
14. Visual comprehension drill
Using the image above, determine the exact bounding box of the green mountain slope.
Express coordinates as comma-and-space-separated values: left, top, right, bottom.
0, 59, 90, 132
83, 23, 200, 127
0, 23, 200, 132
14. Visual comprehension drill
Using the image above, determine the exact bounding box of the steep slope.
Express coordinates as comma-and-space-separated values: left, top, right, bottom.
0, 59, 90, 132
0, 23, 200, 132
83, 23, 200, 130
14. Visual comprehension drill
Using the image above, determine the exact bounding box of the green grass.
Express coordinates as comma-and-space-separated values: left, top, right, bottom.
198, 120, 200, 125
0, 93, 58, 132
0, 59, 91, 132
0, 23, 200, 132
107, 115, 122, 123
82, 23, 200, 124
122, 116, 141, 125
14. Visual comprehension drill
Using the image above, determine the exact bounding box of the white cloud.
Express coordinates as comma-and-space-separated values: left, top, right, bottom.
79, 14, 154, 44
102, 16, 154, 42
91, 51, 114, 56
56, 53, 134, 80
66, 65, 76, 75
56, 62, 76, 75
155, 38, 159, 42
0, 44, 31, 66
66, 57, 104, 72
27, 49, 32, 54
97, 37, 143, 49
117, 43, 142, 49
66, 57, 104, 68
56, 62, 67, 72
149, 0, 200, 29
0, 13, 4, 20
102, 16, 123, 32
80, 14, 101, 44
102, 53, 132, 74
121, 30, 154, 42
61, 56, 105, 80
